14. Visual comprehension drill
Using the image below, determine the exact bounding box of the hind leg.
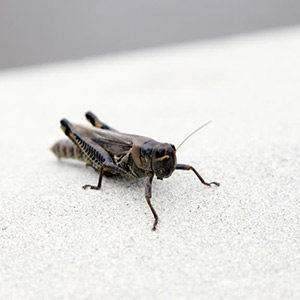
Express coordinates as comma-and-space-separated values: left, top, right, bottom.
85, 111, 117, 131
86, 163, 98, 172
60, 119, 130, 192
82, 166, 104, 190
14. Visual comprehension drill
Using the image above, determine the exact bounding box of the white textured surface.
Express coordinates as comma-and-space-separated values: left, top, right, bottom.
0, 28, 300, 300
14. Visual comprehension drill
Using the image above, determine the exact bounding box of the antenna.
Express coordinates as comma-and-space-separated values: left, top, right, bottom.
176, 121, 212, 151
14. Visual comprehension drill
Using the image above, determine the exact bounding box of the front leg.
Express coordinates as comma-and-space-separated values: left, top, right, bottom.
145, 174, 158, 231
82, 166, 104, 190
176, 164, 220, 187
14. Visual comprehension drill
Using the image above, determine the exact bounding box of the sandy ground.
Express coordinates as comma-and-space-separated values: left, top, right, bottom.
0, 27, 299, 299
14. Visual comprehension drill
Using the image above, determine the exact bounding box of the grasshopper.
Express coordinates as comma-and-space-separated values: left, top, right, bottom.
51, 111, 219, 230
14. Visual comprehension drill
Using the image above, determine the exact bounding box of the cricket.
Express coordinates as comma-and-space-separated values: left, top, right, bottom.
51, 111, 220, 230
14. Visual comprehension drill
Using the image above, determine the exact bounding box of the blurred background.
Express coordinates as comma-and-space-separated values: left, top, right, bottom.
1, 0, 300, 70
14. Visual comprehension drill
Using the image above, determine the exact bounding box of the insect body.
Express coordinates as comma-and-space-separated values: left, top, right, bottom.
52, 111, 219, 230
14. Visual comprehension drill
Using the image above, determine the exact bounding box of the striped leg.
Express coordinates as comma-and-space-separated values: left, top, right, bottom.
60, 119, 130, 190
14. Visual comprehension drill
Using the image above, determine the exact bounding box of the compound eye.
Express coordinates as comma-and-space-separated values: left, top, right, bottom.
156, 148, 164, 158
171, 144, 176, 151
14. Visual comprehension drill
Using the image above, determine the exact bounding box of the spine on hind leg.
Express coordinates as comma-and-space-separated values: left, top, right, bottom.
51, 139, 84, 161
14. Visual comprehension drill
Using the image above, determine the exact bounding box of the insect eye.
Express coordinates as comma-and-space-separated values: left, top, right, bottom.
156, 149, 164, 157
171, 144, 176, 151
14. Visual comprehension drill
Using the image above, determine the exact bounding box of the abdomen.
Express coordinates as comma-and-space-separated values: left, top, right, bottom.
51, 139, 84, 161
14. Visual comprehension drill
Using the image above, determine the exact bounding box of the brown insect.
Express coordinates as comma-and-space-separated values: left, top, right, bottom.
51, 111, 219, 230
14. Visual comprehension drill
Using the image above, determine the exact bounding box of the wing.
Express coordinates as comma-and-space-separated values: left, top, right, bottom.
73, 124, 135, 156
